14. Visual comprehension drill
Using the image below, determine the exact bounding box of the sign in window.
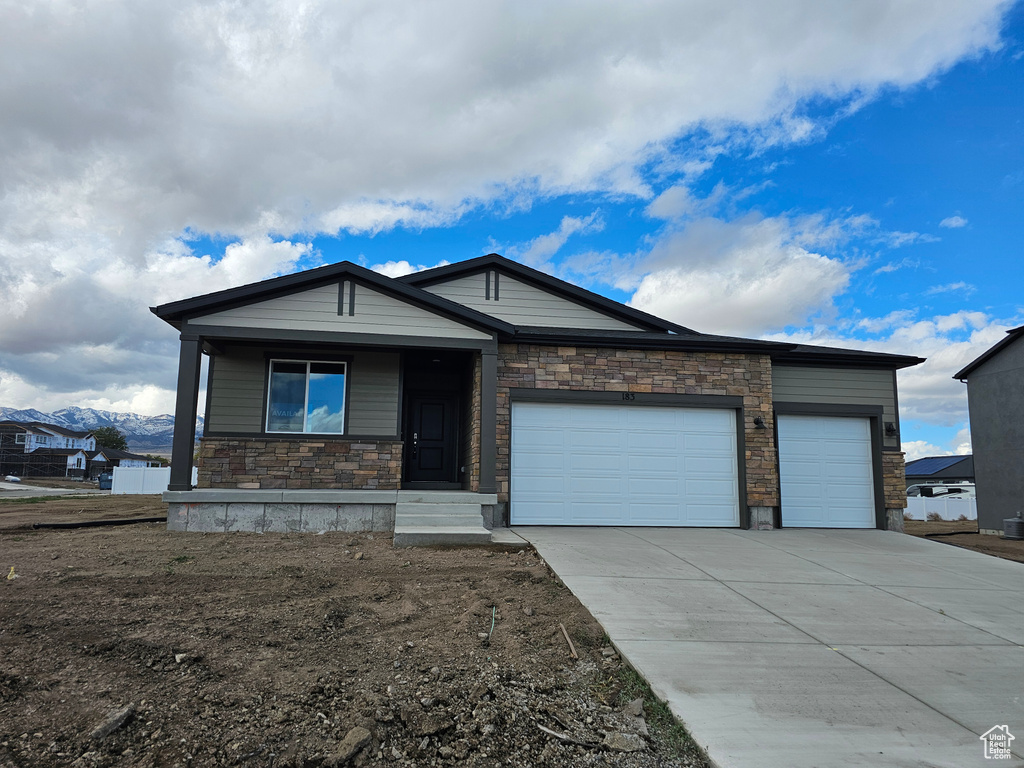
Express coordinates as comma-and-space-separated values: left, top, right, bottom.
266, 360, 347, 434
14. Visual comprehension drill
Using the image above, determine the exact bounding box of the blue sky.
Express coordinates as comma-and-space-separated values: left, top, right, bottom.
0, 0, 1019, 460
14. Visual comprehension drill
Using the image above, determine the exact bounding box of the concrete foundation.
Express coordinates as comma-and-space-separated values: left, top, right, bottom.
885, 508, 906, 533
163, 489, 497, 538
749, 506, 776, 530
167, 500, 396, 533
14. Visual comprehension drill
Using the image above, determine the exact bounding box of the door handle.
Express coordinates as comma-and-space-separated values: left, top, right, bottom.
412, 432, 418, 458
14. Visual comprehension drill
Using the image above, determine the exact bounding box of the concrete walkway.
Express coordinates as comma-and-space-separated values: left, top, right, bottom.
515, 527, 1024, 768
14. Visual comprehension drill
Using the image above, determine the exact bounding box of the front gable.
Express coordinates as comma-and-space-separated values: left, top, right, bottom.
402, 254, 693, 334
190, 280, 493, 340
422, 269, 648, 331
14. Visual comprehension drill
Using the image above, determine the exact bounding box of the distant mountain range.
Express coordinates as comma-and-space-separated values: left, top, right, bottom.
0, 406, 203, 454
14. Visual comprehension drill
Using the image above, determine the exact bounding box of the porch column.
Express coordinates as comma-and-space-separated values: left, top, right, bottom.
168, 333, 202, 491
479, 346, 498, 494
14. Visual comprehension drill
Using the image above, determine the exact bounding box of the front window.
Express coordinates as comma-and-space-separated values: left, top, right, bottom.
15, 433, 26, 444
266, 360, 347, 434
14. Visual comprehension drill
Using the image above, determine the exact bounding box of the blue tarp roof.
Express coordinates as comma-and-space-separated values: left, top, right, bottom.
905, 455, 971, 476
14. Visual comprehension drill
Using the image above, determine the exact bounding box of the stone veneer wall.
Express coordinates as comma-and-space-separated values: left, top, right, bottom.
882, 451, 908, 510
463, 353, 482, 492
197, 438, 402, 490
495, 344, 778, 509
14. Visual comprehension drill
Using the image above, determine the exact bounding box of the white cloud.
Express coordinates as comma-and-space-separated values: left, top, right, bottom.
0, 0, 1010, 410
506, 213, 605, 270
625, 211, 862, 336
873, 257, 919, 274
370, 259, 449, 278
939, 215, 969, 228
925, 281, 976, 296
902, 440, 944, 461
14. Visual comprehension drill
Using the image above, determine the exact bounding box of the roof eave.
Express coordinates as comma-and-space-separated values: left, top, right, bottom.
773, 350, 926, 370
953, 326, 1024, 380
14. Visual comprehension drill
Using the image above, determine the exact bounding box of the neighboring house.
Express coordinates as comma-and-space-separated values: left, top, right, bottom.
88, 447, 162, 478
904, 455, 974, 488
0, 421, 97, 453
153, 253, 923, 542
954, 325, 1024, 534
0, 421, 97, 478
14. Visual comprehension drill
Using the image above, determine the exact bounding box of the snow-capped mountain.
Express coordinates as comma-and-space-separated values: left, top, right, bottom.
0, 406, 203, 454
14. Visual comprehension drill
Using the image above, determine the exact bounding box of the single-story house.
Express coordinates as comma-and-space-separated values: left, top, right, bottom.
153, 253, 923, 544
904, 455, 974, 488
22, 448, 90, 478
954, 325, 1024, 534
87, 447, 161, 478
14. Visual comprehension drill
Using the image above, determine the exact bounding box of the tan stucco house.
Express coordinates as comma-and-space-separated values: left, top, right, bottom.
153, 254, 923, 544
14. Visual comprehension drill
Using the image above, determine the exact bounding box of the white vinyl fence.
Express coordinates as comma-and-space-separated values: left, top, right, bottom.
905, 496, 977, 521
111, 466, 199, 494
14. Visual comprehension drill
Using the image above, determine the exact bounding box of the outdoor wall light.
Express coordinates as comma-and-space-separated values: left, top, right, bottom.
753, 416, 767, 429
885, 422, 897, 437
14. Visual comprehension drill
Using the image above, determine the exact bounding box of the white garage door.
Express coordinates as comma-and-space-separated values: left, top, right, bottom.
777, 414, 876, 528
510, 402, 739, 526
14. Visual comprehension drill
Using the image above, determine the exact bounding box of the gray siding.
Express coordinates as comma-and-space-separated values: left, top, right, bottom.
965, 335, 1024, 532
192, 282, 491, 340
347, 352, 400, 434
206, 347, 265, 433
205, 346, 400, 436
772, 366, 899, 450
425, 272, 645, 331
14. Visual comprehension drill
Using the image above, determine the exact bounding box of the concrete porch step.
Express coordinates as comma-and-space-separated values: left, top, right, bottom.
393, 526, 492, 547
393, 499, 491, 547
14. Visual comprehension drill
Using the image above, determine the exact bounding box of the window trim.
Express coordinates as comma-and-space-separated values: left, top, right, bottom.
264, 357, 350, 435
15, 433, 26, 444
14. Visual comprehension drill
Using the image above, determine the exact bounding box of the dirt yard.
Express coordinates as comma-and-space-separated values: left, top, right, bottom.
904, 519, 1024, 563
0, 496, 710, 768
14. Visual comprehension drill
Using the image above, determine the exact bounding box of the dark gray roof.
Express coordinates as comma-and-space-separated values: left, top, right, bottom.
772, 343, 925, 370
90, 447, 151, 462
953, 325, 1024, 379
0, 420, 94, 439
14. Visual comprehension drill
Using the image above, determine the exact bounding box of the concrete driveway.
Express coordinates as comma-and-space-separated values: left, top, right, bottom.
515, 527, 1024, 768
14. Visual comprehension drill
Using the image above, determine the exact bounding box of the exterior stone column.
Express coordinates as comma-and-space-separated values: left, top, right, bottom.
882, 451, 908, 532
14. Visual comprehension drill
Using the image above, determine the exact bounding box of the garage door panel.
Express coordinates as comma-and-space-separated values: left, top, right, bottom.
682, 409, 734, 431
627, 454, 678, 474
683, 432, 734, 453
568, 502, 623, 522
570, 475, 625, 495
778, 415, 875, 529
628, 477, 679, 495
568, 452, 623, 473
513, 451, 564, 471
627, 431, 678, 450
511, 402, 739, 526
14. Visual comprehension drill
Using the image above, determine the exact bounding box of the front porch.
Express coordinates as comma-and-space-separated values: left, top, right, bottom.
164, 488, 499, 545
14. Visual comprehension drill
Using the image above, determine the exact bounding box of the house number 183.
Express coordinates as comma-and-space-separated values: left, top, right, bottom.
621, 392, 635, 401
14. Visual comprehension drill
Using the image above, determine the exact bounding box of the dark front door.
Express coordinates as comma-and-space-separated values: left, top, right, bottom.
405, 393, 459, 484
